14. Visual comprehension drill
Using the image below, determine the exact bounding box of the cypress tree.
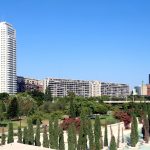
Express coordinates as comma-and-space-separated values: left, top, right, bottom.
94, 116, 100, 150
143, 112, 149, 143
110, 135, 117, 150
17, 126, 22, 143
122, 127, 124, 143
117, 123, 120, 148
130, 115, 138, 147
99, 119, 103, 149
49, 118, 54, 148
53, 118, 59, 149
35, 119, 41, 146
23, 127, 28, 144
27, 119, 34, 145
1, 133, 6, 145
87, 119, 94, 150
7, 122, 14, 143
77, 110, 87, 150
43, 125, 49, 148
59, 127, 65, 150
68, 123, 77, 150
104, 123, 108, 147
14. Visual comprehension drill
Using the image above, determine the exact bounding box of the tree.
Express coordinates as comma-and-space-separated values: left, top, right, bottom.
59, 127, 65, 150
117, 123, 120, 148
68, 123, 77, 150
94, 116, 100, 150
130, 115, 138, 147
43, 125, 49, 148
143, 112, 149, 143
1, 127, 6, 145
7, 122, 14, 143
53, 118, 59, 149
27, 119, 34, 145
17, 126, 22, 143
44, 86, 53, 102
23, 127, 28, 144
87, 119, 94, 150
104, 123, 108, 147
49, 118, 54, 148
35, 119, 41, 146
77, 110, 87, 150
7, 97, 19, 119
68, 92, 76, 118
110, 136, 117, 150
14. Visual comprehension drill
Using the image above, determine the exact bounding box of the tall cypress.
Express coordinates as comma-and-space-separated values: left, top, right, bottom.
68, 123, 77, 150
53, 118, 59, 149
7, 122, 14, 143
49, 118, 54, 148
17, 126, 22, 143
27, 119, 34, 145
77, 110, 87, 150
110, 135, 117, 150
104, 123, 108, 147
35, 119, 41, 146
117, 123, 120, 148
59, 127, 65, 150
87, 119, 94, 150
1, 128, 6, 145
94, 116, 100, 150
143, 112, 149, 143
23, 127, 28, 144
69, 92, 76, 118
43, 125, 49, 148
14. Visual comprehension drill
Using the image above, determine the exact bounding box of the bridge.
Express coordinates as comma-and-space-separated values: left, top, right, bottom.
103, 101, 150, 104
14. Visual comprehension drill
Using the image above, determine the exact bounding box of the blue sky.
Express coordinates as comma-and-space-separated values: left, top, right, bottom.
0, 0, 150, 87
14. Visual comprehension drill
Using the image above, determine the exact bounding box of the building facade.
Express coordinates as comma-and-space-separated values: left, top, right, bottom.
0, 22, 17, 94
43, 78, 101, 97
17, 76, 44, 92
101, 82, 129, 97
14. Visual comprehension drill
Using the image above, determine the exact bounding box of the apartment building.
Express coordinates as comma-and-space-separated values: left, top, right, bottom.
43, 78, 101, 97
17, 76, 44, 92
101, 82, 129, 97
0, 22, 17, 94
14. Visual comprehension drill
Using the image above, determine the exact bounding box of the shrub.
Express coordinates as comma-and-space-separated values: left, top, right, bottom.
114, 110, 131, 129
61, 118, 80, 130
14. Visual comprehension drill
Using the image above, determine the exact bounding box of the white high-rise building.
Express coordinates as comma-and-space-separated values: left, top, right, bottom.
0, 22, 17, 94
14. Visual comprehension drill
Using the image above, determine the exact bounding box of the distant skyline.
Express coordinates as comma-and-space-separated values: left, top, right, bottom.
0, 0, 150, 87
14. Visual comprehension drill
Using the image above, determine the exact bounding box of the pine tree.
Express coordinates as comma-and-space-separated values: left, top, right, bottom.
104, 123, 108, 147
77, 110, 87, 150
35, 119, 41, 146
94, 116, 100, 150
17, 126, 22, 143
59, 127, 65, 150
49, 118, 54, 148
7, 122, 14, 143
68, 123, 77, 150
43, 125, 49, 148
110, 136, 117, 150
27, 119, 34, 145
53, 118, 59, 149
23, 127, 28, 144
87, 119, 94, 150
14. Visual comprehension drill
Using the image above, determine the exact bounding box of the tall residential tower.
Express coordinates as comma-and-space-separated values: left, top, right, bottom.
0, 22, 17, 94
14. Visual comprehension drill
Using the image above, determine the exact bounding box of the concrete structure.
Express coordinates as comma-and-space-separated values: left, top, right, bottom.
147, 84, 150, 96
101, 82, 129, 97
17, 76, 44, 92
0, 22, 16, 94
43, 78, 101, 97
141, 84, 147, 95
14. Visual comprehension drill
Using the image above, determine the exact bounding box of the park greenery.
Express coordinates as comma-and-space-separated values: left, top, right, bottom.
1, 91, 150, 149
